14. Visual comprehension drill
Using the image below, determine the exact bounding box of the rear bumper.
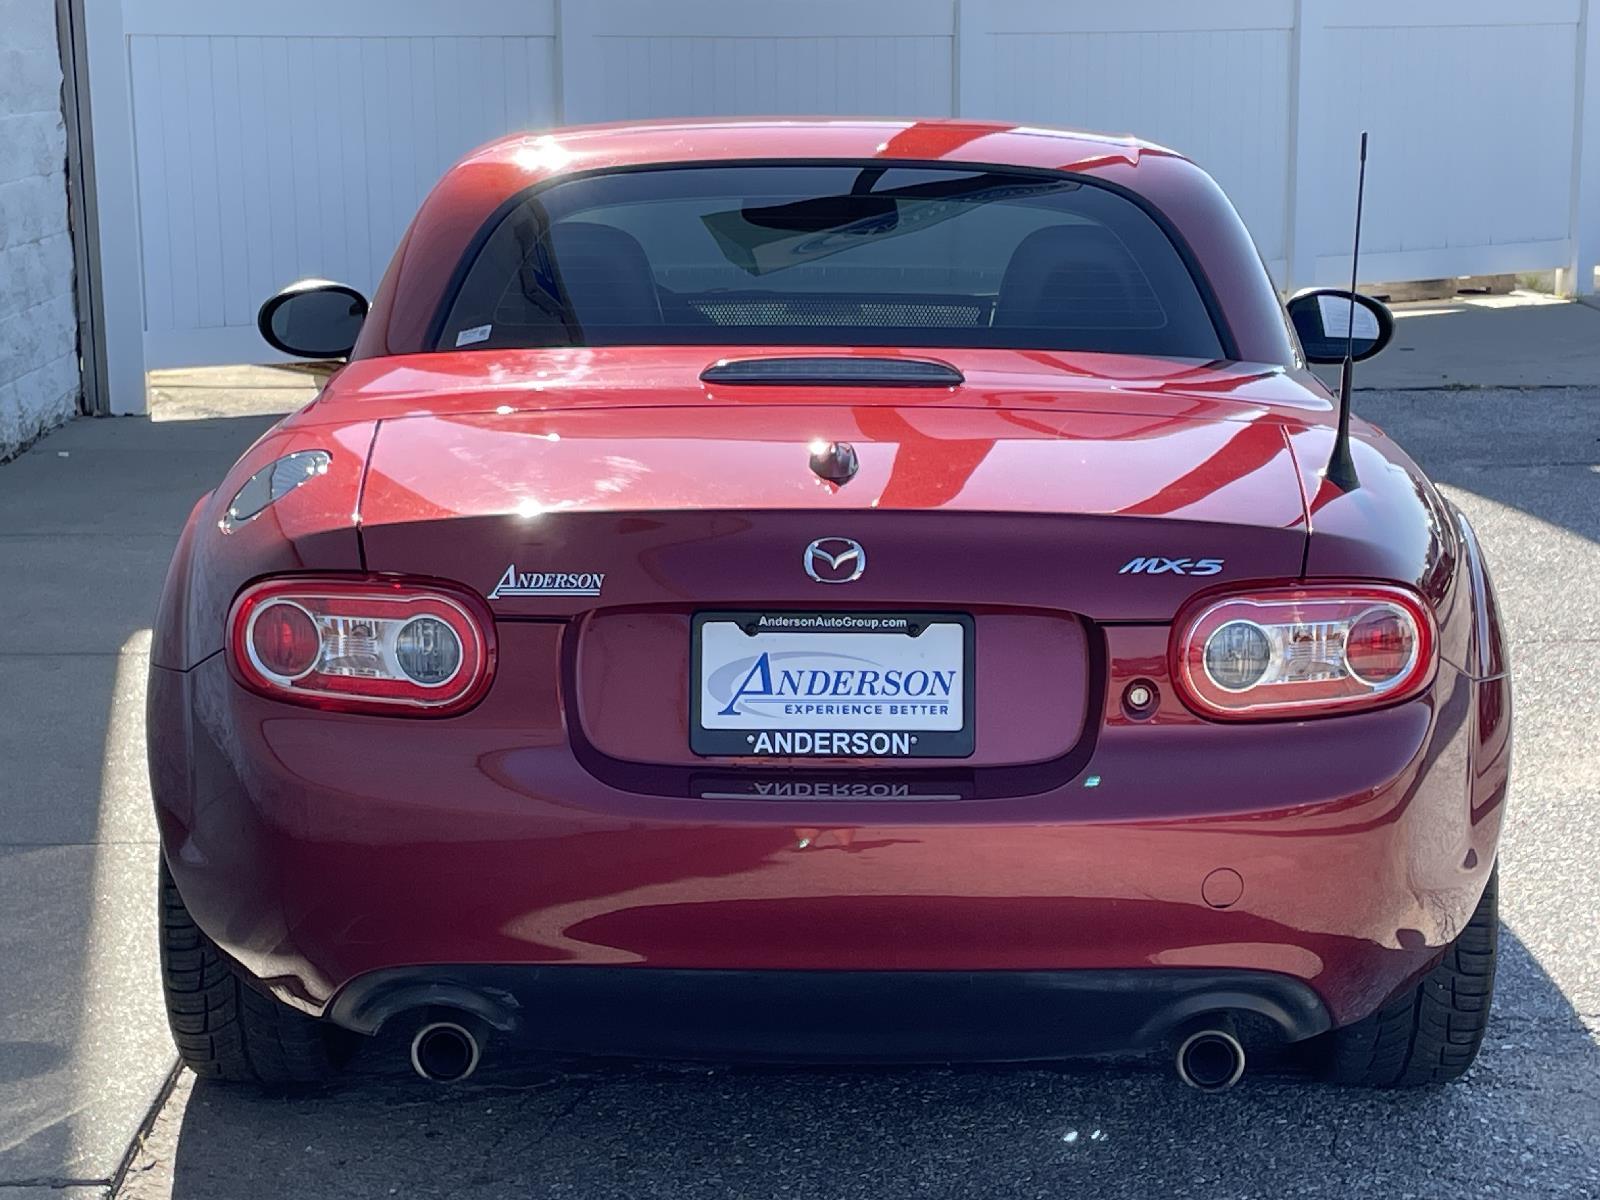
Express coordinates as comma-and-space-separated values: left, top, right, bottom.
149, 622, 1509, 1039
327, 965, 1330, 1060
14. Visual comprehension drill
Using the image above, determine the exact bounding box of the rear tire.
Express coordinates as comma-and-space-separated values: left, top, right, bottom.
1320, 866, 1498, 1087
158, 859, 347, 1084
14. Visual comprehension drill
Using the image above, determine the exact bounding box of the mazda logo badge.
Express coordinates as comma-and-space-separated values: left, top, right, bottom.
804, 537, 866, 584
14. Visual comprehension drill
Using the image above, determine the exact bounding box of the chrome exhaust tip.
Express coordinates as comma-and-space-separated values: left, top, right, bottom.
410, 1020, 481, 1083
1175, 1027, 1246, 1091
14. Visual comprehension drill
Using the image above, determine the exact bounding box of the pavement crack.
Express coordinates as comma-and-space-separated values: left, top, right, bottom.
1357, 382, 1600, 393
1452, 460, 1600, 469
0, 1181, 111, 1190
103, 1062, 182, 1199
0, 841, 162, 849
527, 1080, 594, 1151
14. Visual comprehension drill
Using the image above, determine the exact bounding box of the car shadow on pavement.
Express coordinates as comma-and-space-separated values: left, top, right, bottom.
1356, 388, 1600, 594
124, 927, 1599, 1200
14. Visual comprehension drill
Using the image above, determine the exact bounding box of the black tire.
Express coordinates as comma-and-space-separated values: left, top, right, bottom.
1321, 866, 1499, 1087
159, 859, 347, 1085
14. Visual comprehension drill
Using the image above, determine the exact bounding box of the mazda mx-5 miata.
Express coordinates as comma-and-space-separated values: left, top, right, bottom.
149, 118, 1509, 1091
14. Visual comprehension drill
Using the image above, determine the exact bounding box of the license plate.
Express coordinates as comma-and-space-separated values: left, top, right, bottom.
691, 612, 974, 758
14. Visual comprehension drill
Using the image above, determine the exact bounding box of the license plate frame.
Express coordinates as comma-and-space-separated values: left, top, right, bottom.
690, 611, 975, 759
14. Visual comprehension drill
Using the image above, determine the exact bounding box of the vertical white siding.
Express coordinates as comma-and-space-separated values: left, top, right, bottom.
1306, 4, 1580, 283
127, 13, 559, 364
558, 0, 958, 123
108, 0, 1600, 370
574, 35, 953, 120
958, 2, 1293, 274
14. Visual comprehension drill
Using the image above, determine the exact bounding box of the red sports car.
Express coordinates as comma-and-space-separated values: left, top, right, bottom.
149, 118, 1509, 1092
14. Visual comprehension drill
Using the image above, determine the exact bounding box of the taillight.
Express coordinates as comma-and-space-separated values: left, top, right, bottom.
228, 576, 495, 715
1171, 584, 1435, 720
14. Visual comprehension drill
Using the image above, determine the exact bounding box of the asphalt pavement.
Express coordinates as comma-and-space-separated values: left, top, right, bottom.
1, 301, 1596, 1200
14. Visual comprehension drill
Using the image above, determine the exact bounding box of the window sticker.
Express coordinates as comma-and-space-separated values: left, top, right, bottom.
455, 324, 493, 347
1316, 295, 1379, 341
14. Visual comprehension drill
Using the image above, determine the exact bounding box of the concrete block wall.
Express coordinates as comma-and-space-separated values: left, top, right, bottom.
0, 0, 80, 459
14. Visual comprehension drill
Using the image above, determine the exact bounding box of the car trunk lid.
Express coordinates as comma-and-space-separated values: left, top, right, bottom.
352, 363, 1313, 774
356, 404, 1305, 624
358, 402, 1308, 620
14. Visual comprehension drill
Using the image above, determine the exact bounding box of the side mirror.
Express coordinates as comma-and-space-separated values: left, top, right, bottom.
257, 279, 369, 359
1285, 288, 1394, 364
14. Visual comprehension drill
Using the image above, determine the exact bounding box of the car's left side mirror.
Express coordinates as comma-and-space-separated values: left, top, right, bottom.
257, 279, 369, 359
1285, 288, 1394, 364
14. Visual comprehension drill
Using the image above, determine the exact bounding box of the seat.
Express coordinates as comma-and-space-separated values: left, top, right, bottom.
992, 223, 1158, 330
547, 221, 664, 327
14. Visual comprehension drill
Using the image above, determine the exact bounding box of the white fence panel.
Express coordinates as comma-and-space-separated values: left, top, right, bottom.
558, 0, 956, 123
89, 0, 1600, 389
1573, 0, 1600, 292
124, 2, 559, 367
1298, 0, 1583, 286
958, 1, 1295, 280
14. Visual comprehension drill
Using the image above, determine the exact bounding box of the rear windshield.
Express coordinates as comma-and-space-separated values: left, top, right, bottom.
437, 164, 1225, 358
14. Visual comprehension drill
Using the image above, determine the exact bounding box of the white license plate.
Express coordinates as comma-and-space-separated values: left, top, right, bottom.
691, 612, 974, 758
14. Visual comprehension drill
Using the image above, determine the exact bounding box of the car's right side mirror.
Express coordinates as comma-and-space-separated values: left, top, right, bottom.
257, 279, 369, 359
1285, 288, 1395, 364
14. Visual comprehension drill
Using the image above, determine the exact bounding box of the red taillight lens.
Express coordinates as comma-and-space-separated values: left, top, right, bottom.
1344, 606, 1416, 684
1171, 584, 1435, 720
249, 601, 320, 679
228, 576, 495, 715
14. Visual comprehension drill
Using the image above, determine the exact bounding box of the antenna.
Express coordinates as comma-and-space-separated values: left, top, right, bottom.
1324, 131, 1368, 493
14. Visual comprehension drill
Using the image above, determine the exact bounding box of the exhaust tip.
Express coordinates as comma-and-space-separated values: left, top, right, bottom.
1175, 1028, 1246, 1091
410, 1021, 481, 1083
